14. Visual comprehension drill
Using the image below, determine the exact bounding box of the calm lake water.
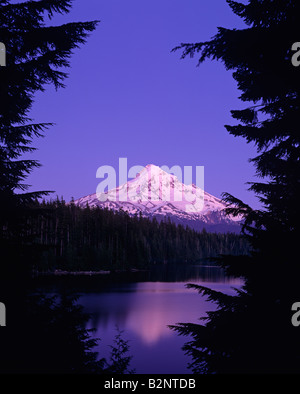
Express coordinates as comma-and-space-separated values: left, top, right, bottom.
75, 265, 242, 374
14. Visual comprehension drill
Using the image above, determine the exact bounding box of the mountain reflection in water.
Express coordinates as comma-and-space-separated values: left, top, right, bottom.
78, 265, 242, 373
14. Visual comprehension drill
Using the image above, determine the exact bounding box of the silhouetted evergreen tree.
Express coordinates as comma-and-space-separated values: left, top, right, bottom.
0, 0, 99, 373
170, 0, 300, 373
6, 293, 106, 374
0, 0, 98, 265
104, 328, 135, 374
0, 291, 135, 374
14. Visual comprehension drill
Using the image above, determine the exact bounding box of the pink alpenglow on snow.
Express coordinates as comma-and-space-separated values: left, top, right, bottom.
75, 164, 242, 233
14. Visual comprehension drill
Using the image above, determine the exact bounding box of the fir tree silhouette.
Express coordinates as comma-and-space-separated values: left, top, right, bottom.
0, 0, 100, 373
170, 0, 300, 373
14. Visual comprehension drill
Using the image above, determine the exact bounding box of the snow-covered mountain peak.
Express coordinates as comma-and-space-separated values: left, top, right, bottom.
74, 164, 242, 233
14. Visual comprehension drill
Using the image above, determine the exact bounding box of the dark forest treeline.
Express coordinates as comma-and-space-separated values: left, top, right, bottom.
27, 198, 249, 272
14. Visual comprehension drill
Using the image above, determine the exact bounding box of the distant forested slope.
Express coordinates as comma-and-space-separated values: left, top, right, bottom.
27, 198, 250, 271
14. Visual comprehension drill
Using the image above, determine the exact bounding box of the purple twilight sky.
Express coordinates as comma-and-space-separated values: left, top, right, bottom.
23, 0, 261, 209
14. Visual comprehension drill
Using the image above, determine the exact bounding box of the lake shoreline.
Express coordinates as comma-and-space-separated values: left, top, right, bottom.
33, 268, 149, 277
